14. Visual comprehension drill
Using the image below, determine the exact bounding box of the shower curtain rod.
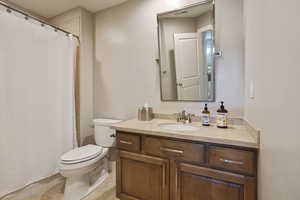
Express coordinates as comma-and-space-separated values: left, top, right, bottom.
0, 0, 80, 41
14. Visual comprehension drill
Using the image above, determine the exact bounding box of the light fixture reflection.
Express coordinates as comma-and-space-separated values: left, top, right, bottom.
167, 0, 181, 9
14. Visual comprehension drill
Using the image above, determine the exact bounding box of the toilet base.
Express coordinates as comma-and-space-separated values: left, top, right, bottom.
64, 168, 109, 200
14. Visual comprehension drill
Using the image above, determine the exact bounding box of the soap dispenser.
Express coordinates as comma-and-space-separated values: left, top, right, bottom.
201, 104, 210, 126
216, 101, 228, 128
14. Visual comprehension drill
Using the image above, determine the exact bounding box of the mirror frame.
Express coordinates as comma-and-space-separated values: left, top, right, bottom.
157, 0, 216, 102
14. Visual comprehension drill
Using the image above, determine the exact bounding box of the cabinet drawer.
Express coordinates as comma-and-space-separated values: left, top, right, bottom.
208, 146, 256, 175
176, 163, 256, 200
143, 136, 205, 164
116, 132, 140, 153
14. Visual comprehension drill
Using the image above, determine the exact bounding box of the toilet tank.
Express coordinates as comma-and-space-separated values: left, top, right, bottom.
93, 118, 122, 147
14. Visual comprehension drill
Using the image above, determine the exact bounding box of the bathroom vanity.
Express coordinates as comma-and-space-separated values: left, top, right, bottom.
112, 119, 259, 200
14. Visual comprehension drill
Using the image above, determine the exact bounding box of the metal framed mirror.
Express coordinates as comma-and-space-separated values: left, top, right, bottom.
157, 0, 215, 102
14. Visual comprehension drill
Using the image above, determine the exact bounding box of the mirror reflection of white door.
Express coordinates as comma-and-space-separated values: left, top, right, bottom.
174, 25, 213, 100
174, 32, 202, 100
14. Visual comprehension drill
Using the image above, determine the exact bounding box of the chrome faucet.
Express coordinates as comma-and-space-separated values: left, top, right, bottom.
176, 110, 193, 124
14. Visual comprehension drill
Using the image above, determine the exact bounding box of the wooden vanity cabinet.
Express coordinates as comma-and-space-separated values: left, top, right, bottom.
174, 163, 255, 200
117, 151, 169, 200
116, 131, 257, 200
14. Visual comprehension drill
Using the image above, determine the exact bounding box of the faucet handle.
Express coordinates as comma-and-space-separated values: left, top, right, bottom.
187, 113, 193, 123
175, 110, 193, 123
174, 113, 181, 122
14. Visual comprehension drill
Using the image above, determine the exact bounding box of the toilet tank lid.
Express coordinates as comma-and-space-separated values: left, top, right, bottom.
93, 118, 122, 126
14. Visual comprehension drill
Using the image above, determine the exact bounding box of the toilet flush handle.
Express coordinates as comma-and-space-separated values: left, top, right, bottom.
110, 134, 116, 138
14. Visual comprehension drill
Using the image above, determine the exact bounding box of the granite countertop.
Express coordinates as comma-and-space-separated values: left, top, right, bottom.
111, 118, 260, 149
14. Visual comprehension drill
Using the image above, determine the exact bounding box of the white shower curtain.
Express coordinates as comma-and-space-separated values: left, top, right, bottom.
0, 7, 77, 197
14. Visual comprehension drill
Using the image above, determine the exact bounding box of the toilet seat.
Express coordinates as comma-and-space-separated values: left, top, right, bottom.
59, 148, 109, 172
61, 145, 103, 164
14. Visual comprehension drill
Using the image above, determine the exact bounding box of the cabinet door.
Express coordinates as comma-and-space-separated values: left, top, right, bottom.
174, 163, 256, 200
117, 150, 169, 200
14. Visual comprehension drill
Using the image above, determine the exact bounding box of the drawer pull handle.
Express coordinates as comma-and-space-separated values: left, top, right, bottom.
220, 158, 244, 165
160, 147, 184, 155
119, 140, 133, 145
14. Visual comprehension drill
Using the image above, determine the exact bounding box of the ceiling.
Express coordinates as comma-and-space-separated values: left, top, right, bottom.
7, 0, 128, 18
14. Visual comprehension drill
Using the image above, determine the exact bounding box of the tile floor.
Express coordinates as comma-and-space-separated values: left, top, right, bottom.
2, 163, 119, 200
39, 172, 118, 200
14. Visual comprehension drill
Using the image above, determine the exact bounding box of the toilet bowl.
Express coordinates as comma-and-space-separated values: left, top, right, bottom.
59, 118, 121, 200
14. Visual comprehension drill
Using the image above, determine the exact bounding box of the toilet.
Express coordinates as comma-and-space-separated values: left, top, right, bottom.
59, 118, 121, 200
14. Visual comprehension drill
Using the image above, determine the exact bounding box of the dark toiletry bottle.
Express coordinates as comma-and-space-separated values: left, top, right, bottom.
201, 104, 210, 126
216, 101, 228, 128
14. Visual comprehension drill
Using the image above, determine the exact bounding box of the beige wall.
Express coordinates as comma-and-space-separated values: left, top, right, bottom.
244, 0, 300, 199
196, 11, 213, 29
50, 8, 94, 145
94, 0, 244, 119
50, 8, 82, 36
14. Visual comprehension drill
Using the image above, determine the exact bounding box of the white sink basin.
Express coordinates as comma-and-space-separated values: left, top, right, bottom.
158, 123, 199, 131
